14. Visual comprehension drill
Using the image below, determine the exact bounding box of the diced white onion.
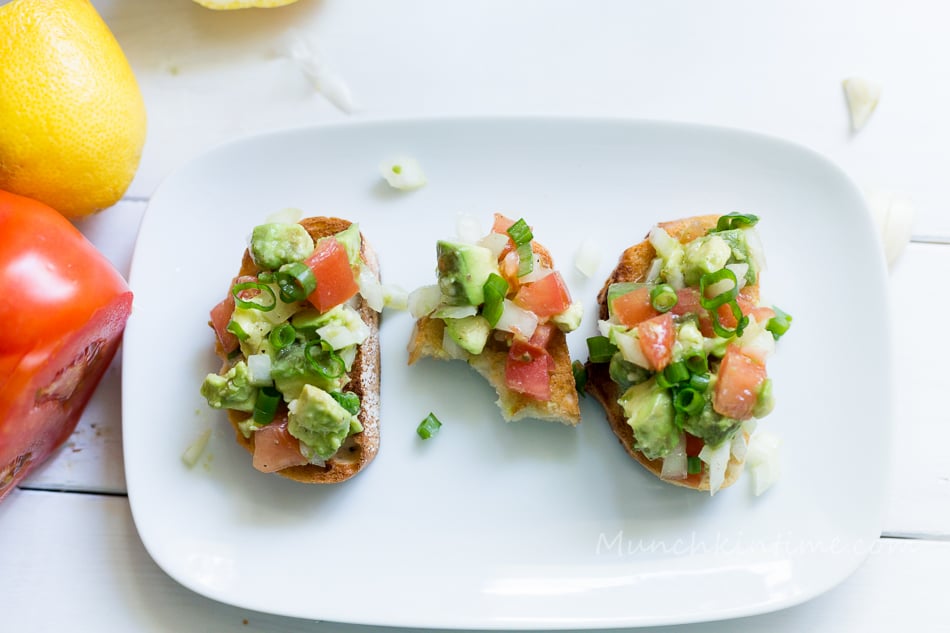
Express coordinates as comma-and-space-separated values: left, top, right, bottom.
649, 226, 679, 259
699, 441, 732, 496
181, 429, 212, 468
338, 345, 357, 371
247, 353, 273, 386
725, 263, 749, 291
705, 277, 737, 298
746, 431, 782, 496
842, 77, 882, 132
495, 299, 538, 339
730, 430, 749, 462
432, 305, 478, 320
316, 315, 370, 350
358, 267, 384, 312
737, 318, 775, 362
597, 319, 615, 338
645, 257, 663, 283
518, 257, 552, 283
574, 238, 602, 278
478, 232, 509, 259
408, 285, 441, 318
744, 228, 767, 273
661, 434, 688, 480
382, 284, 409, 311
456, 213, 483, 244
441, 328, 467, 359
613, 329, 651, 370
264, 207, 303, 225
379, 156, 427, 191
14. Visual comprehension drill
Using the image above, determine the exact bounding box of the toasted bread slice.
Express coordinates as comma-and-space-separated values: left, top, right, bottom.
407, 233, 580, 425
215, 217, 380, 483
586, 214, 755, 491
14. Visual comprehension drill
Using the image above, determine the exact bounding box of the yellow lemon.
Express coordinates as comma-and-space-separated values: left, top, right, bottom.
192, 0, 300, 9
0, 0, 147, 218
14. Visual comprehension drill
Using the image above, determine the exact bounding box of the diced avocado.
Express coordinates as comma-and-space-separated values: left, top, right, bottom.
618, 378, 679, 460
249, 223, 315, 271
436, 240, 496, 306
672, 319, 704, 362
606, 282, 645, 320
288, 384, 362, 460
682, 398, 742, 448
608, 352, 651, 391
714, 229, 757, 286
445, 315, 491, 354
291, 304, 369, 350
683, 235, 731, 286
332, 223, 362, 270
753, 378, 775, 418
552, 301, 583, 333
231, 284, 302, 356
200, 361, 258, 412
270, 339, 347, 400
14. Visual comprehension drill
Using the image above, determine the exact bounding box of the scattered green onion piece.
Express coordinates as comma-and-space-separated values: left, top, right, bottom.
689, 373, 711, 392
482, 273, 509, 327
330, 391, 361, 415
232, 281, 277, 312
268, 323, 296, 350
713, 212, 759, 232
417, 412, 442, 439
673, 387, 704, 416
226, 320, 249, 341
687, 456, 702, 475
663, 361, 690, 385
698, 269, 739, 310
674, 410, 686, 431
586, 336, 617, 363
506, 218, 534, 247
515, 243, 534, 277
257, 271, 276, 284
276, 263, 317, 303
685, 353, 708, 375
252, 386, 281, 425
305, 340, 345, 379
649, 283, 678, 313
766, 306, 793, 340
572, 360, 588, 396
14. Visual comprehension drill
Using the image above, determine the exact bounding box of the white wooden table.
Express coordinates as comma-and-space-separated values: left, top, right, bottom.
5, 1, 949, 630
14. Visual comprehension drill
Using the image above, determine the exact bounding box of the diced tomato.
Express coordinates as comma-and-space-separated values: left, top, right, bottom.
505, 338, 554, 400
713, 345, 767, 421
252, 416, 309, 473
209, 295, 238, 353
304, 237, 359, 313
638, 312, 675, 371
492, 213, 516, 234
612, 286, 659, 328
716, 287, 758, 329
671, 287, 713, 335
513, 272, 571, 319
529, 323, 555, 349
499, 249, 522, 289
748, 306, 776, 324
685, 433, 704, 457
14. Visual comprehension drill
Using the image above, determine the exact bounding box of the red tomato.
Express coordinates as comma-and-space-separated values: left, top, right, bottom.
713, 345, 767, 421
671, 288, 714, 336
716, 287, 758, 329
638, 312, 675, 371
251, 415, 309, 473
305, 237, 359, 313
529, 323, 555, 349
0, 190, 132, 502
492, 213, 516, 234
505, 338, 554, 400
513, 272, 571, 318
208, 275, 256, 354
612, 286, 659, 328
685, 433, 705, 457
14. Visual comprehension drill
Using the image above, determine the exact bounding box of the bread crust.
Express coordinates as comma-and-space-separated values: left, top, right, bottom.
586, 215, 754, 491
407, 234, 580, 425
217, 217, 380, 484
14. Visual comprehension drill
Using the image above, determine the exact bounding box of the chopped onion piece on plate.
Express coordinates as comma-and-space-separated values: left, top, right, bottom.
574, 238, 602, 278
380, 156, 427, 191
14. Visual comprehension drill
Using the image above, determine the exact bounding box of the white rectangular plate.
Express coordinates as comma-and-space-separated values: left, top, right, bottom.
123, 117, 891, 629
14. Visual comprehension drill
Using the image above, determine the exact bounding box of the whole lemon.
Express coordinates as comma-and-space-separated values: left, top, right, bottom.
0, 0, 146, 218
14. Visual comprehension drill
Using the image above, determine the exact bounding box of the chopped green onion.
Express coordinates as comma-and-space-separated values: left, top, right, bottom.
506, 218, 533, 246
268, 323, 296, 350
226, 319, 249, 341
515, 243, 534, 277
305, 340, 345, 379
417, 412, 442, 439
571, 360, 588, 396
709, 301, 749, 339
276, 263, 317, 303
481, 273, 509, 327
687, 456, 702, 475
662, 361, 690, 385
766, 306, 793, 340
586, 336, 617, 363
689, 373, 710, 392
232, 281, 277, 312
649, 283, 678, 313
674, 410, 686, 431
673, 387, 704, 416
713, 212, 759, 232
699, 269, 739, 310
257, 271, 276, 284
330, 391, 361, 415
656, 371, 674, 390
252, 386, 281, 425
685, 354, 708, 375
